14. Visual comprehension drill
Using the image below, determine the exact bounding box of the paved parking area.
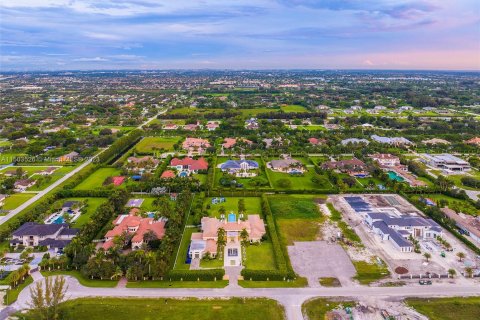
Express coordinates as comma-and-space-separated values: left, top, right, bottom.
287, 241, 356, 287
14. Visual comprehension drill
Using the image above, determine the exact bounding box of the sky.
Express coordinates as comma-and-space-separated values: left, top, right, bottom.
1, 0, 479, 71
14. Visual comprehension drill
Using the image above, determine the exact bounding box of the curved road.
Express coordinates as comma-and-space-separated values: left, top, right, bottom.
1, 275, 479, 320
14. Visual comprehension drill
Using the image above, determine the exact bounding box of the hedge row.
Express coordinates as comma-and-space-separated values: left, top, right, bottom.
241, 269, 294, 281
57, 189, 114, 198
167, 269, 225, 281
97, 129, 143, 165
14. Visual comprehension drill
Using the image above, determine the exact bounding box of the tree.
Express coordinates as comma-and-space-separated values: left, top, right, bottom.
464, 267, 474, 278
238, 199, 246, 214
423, 252, 431, 262
28, 276, 67, 320
218, 206, 226, 217
240, 228, 249, 247
448, 268, 456, 278
217, 228, 226, 259
456, 252, 465, 262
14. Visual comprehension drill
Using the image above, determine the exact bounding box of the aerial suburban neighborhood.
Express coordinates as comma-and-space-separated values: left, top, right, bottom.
0, 1, 479, 319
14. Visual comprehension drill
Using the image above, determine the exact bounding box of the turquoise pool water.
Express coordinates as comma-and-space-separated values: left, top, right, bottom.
388, 171, 404, 182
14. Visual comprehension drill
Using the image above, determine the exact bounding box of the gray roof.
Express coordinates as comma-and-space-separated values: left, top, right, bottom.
12, 222, 66, 237
220, 160, 259, 170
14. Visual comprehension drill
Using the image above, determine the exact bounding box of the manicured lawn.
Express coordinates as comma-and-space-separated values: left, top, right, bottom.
134, 136, 180, 153
239, 108, 278, 117
200, 257, 224, 268
352, 259, 390, 285
74, 167, 122, 190
302, 298, 355, 320
20, 297, 285, 320
28, 166, 76, 191
214, 157, 271, 190
204, 197, 262, 217
41, 270, 118, 287
448, 172, 480, 191
67, 197, 108, 228
174, 227, 197, 270
406, 297, 480, 320
266, 167, 331, 190
268, 195, 323, 219
294, 125, 326, 131
1, 193, 35, 211
0, 165, 52, 176
276, 219, 322, 245
126, 280, 228, 288
4, 276, 33, 305
244, 241, 276, 270
239, 277, 308, 288
280, 104, 308, 113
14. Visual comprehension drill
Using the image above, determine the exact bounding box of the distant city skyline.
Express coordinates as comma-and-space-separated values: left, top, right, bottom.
1, 0, 479, 71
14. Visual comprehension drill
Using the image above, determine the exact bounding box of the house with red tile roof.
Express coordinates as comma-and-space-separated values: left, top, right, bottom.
170, 157, 208, 176
465, 137, 480, 146
182, 137, 210, 155
222, 138, 253, 149
112, 176, 126, 186
103, 209, 166, 250
206, 121, 219, 131
163, 123, 178, 130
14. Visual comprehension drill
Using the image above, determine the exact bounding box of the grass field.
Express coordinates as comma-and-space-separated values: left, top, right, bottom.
28, 166, 76, 191
204, 197, 262, 217
276, 219, 322, 245
302, 298, 355, 320
239, 277, 308, 288
126, 281, 228, 288
74, 167, 122, 190
280, 104, 308, 113
174, 227, 197, 270
0, 153, 27, 165
266, 167, 331, 190
4, 276, 33, 305
20, 297, 285, 320
134, 136, 180, 153
352, 259, 390, 285
244, 241, 276, 270
64, 197, 108, 228
448, 172, 480, 191
239, 108, 278, 117
406, 297, 480, 320
41, 270, 118, 287
414, 194, 479, 216
294, 125, 326, 131
268, 195, 323, 219
1, 193, 35, 211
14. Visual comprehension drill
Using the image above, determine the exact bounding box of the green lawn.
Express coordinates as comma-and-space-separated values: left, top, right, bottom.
319, 277, 341, 287
1, 193, 35, 211
174, 227, 197, 270
41, 270, 118, 287
126, 280, 228, 288
280, 104, 308, 113
204, 197, 262, 217
4, 276, 33, 305
239, 277, 308, 288
65, 197, 107, 228
134, 136, 180, 153
214, 157, 271, 190
200, 257, 224, 268
268, 195, 323, 219
239, 108, 278, 117
266, 167, 331, 190
20, 297, 285, 320
448, 172, 480, 191
28, 166, 76, 191
352, 259, 390, 285
294, 125, 326, 131
302, 298, 355, 320
406, 297, 480, 320
276, 219, 322, 245
0, 153, 27, 165
74, 167, 122, 190
244, 241, 276, 270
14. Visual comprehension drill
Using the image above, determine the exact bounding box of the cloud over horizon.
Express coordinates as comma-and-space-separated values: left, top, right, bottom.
0, 0, 479, 70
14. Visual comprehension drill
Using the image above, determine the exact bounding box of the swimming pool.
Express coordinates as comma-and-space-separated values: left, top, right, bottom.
53, 216, 65, 224
388, 171, 404, 182
228, 213, 236, 222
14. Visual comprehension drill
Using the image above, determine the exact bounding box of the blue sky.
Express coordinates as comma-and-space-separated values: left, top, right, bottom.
1, 0, 479, 70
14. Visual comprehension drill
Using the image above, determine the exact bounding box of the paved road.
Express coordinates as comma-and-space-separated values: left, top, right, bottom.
2, 275, 479, 320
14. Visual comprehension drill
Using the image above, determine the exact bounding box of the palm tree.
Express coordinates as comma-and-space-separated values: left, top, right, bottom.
448, 269, 456, 278
240, 228, 249, 247
456, 252, 465, 262
218, 206, 226, 217
423, 252, 431, 262
217, 228, 226, 259
110, 266, 123, 280
464, 267, 474, 278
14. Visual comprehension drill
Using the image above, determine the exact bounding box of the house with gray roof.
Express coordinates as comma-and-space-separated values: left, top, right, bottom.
219, 159, 259, 177
10, 222, 79, 252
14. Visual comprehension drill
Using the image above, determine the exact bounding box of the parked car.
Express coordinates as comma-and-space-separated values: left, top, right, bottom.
419, 280, 432, 285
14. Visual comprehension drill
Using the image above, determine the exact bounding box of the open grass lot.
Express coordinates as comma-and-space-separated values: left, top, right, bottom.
302, 298, 355, 320
413, 194, 479, 216
406, 297, 480, 320
352, 259, 390, 285
280, 104, 308, 113
20, 297, 285, 320
276, 219, 322, 245
448, 171, 480, 191
126, 280, 228, 288
134, 136, 180, 153
1, 193, 35, 211
266, 167, 331, 190
0, 165, 54, 176
268, 195, 323, 219
239, 277, 308, 288
239, 108, 278, 117
174, 227, 197, 270
244, 241, 276, 269
28, 166, 76, 191
41, 270, 118, 287
169, 107, 225, 115
74, 167, 122, 190
204, 197, 262, 217
294, 125, 326, 131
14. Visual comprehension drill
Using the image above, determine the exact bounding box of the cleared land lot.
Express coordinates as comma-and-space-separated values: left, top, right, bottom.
74, 167, 122, 190
20, 297, 285, 320
134, 136, 180, 153
406, 297, 480, 320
